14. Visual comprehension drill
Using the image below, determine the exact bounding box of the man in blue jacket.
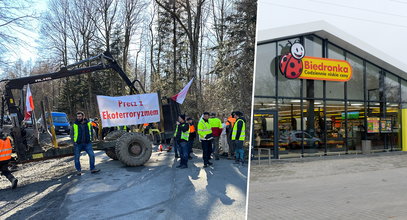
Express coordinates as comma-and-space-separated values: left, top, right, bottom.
71, 111, 100, 175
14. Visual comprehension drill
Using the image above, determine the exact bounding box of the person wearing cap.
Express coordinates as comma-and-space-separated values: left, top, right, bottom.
232, 111, 246, 165
174, 114, 190, 168
226, 112, 237, 159
0, 133, 18, 189
209, 113, 222, 160
186, 117, 196, 159
197, 112, 213, 168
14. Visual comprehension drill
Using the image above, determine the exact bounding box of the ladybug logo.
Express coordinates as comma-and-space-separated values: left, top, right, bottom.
279, 42, 306, 79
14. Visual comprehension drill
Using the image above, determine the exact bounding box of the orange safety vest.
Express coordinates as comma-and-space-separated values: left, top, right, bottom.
189, 124, 196, 133
226, 116, 236, 128
0, 137, 12, 161
91, 121, 97, 127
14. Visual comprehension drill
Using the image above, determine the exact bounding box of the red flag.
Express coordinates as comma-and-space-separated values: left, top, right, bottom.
24, 84, 34, 120
171, 78, 194, 104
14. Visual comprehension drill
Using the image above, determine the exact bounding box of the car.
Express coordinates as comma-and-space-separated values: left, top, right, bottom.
280, 130, 322, 149
38, 112, 71, 135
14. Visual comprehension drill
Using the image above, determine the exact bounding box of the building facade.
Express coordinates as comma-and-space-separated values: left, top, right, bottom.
253, 22, 407, 158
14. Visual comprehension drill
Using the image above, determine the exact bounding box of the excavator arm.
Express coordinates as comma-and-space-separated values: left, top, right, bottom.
1, 51, 143, 124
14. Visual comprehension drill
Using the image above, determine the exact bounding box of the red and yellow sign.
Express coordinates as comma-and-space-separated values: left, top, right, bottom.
300, 57, 352, 81
279, 42, 353, 82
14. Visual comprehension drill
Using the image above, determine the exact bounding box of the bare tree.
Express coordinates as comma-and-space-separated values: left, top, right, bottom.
121, 0, 147, 74
155, 0, 207, 109
0, 0, 36, 64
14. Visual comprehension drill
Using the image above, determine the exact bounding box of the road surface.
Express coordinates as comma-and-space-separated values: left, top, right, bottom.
248, 152, 407, 220
0, 145, 247, 220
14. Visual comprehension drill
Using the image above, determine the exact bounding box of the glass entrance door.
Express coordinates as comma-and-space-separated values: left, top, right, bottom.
252, 110, 279, 159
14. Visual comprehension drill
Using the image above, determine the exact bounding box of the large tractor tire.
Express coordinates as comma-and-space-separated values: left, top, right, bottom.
105, 148, 118, 160
104, 130, 127, 141
115, 132, 152, 166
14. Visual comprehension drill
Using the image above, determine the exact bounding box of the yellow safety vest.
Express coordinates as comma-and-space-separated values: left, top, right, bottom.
174, 124, 189, 141
231, 118, 246, 141
208, 118, 222, 129
73, 122, 92, 143
117, 126, 127, 130
197, 119, 212, 139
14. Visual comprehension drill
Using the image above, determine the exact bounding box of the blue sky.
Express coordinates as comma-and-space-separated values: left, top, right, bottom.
7, 0, 48, 62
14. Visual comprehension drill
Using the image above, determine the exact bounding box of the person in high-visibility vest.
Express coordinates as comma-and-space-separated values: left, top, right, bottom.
70, 111, 100, 175
0, 134, 18, 189
209, 112, 223, 160
174, 114, 190, 168
91, 118, 99, 139
116, 125, 128, 132
231, 111, 246, 165
187, 117, 196, 159
226, 112, 237, 159
198, 112, 213, 168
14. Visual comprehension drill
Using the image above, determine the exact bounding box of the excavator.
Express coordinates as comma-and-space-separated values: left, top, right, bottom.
0, 51, 180, 166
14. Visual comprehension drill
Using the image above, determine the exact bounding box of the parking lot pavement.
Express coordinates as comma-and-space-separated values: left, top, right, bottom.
248, 152, 407, 220
61, 148, 248, 220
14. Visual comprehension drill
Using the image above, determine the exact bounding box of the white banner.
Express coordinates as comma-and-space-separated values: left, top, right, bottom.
97, 93, 160, 127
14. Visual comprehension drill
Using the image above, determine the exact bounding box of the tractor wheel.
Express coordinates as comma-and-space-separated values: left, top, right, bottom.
115, 132, 152, 166
105, 148, 118, 160
104, 130, 127, 141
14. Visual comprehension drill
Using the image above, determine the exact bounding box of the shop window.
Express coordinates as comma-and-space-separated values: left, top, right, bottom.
305, 35, 322, 57
252, 110, 278, 158
302, 99, 325, 155
277, 38, 301, 97
346, 54, 364, 100
366, 62, 381, 101
303, 36, 323, 99
254, 97, 277, 111
278, 98, 303, 157
254, 42, 276, 96
346, 101, 365, 153
325, 101, 346, 153
385, 72, 400, 103
401, 79, 407, 103
326, 44, 345, 99
386, 103, 400, 151
327, 43, 345, 60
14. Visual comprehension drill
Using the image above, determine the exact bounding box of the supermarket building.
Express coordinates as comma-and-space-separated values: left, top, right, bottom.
253, 21, 407, 158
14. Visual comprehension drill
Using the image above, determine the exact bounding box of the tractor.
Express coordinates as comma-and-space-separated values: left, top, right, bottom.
0, 51, 179, 166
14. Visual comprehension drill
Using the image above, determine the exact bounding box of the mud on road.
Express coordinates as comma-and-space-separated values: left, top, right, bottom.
0, 155, 78, 220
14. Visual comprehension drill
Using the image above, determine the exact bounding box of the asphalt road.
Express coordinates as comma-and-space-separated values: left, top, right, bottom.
0, 145, 247, 220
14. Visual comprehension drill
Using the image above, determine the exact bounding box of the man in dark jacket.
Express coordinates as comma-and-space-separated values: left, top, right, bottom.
175, 114, 190, 169
70, 111, 100, 175
232, 111, 246, 165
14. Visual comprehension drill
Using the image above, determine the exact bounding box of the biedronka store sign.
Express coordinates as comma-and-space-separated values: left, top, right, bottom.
279, 42, 352, 81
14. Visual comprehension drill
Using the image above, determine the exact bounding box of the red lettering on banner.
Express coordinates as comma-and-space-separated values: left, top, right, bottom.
102, 110, 159, 120
118, 100, 142, 107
